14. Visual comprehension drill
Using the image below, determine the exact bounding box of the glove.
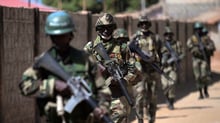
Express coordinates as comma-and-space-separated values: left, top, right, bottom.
55, 80, 71, 97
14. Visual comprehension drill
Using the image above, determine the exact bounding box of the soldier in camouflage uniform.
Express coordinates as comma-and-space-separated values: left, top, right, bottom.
161, 26, 184, 110
19, 11, 111, 123
187, 22, 212, 99
84, 13, 140, 123
130, 15, 161, 123
201, 27, 216, 74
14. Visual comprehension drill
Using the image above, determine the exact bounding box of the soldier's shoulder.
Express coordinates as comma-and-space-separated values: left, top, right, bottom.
69, 47, 89, 61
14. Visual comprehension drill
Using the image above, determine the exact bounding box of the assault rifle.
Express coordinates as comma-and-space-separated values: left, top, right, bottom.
94, 43, 134, 106
33, 52, 113, 123
195, 32, 208, 62
94, 43, 142, 122
164, 41, 182, 70
129, 39, 175, 82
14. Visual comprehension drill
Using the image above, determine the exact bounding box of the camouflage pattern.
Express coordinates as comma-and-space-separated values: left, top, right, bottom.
84, 30, 141, 122
95, 13, 116, 31
187, 33, 212, 98
201, 28, 216, 72
161, 38, 184, 107
19, 47, 111, 123
137, 15, 152, 28
131, 30, 161, 123
113, 28, 129, 40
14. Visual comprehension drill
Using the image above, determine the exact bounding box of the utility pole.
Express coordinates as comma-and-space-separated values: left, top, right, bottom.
141, 0, 146, 11
58, 0, 62, 10
82, 0, 87, 11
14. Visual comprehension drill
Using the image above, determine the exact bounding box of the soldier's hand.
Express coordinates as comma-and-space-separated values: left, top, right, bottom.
93, 107, 106, 120
55, 80, 71, 97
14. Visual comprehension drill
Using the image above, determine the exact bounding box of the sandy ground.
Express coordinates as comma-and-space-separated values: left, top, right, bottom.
132, 51, 220, 123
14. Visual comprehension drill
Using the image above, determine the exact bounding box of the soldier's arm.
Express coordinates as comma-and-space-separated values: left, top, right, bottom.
19, 67, 56, 98
87, 56, 112, 114
187, 37, 200, 55
177, 41, 185, 60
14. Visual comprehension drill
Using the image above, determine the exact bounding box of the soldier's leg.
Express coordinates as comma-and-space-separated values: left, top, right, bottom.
133, 76, 146, 123
110, 94, 133, 123
201, 61, 211, 98
146, 72, 159, 123
110, 98, 126, 123
161, 72, 171, 109
167, 70, 177, 110
193, 59, 203, 99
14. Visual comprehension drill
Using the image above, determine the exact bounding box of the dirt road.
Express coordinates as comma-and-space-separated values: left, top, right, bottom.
132, 51, 220, 123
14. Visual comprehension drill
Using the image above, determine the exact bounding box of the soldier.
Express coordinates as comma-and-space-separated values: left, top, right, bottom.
160, 26, 184, 110
187, 22, 211, 99
130, 15, 161, 123
84, 13, 140, 123
19, 11, 111, 123
201, 27, 216, 74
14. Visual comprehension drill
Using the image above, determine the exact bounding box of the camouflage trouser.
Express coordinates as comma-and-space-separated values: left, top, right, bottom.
192, 57, 211, 89
161, 66, 177, 99
110, 96, 131, 123
133, 71, 160, 122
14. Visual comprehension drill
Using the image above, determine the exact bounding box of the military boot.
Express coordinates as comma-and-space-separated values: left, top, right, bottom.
138, 119, 144, 123
147, 110, 155, 123
198, 88, 204, 99
167, 98, 174, 110
204, 86, 209, 98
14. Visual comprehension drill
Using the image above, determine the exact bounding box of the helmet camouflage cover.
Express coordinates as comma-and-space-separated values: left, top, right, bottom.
113, 28, 129, 40
164, 26, 173, 35
95, 13, 116, 31
45, 11, 75, 35
137, 15, 152, 28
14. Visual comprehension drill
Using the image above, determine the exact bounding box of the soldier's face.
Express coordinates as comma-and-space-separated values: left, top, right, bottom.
139, 22, 151, 31
51, 33, 73, 51
164, 33, 173, 41
97, 25, 115, 40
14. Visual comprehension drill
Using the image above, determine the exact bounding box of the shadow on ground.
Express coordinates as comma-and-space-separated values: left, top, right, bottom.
157, 71, 220, 104
156, 114, 187, 119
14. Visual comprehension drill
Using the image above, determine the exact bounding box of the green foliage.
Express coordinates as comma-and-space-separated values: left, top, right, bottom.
42, 0, 82, 11
42, 0, 159, 13
127, 0, 140, 11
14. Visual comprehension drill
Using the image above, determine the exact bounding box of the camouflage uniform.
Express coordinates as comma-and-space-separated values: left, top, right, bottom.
19, 11, 111, 123
130, 15, 161, 123
187, 22, 212, 99
160, 26, 184, 110
201, 27, 216, 74
85, 14, 139, 123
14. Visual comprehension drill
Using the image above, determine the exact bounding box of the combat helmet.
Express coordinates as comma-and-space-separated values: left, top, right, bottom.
113, 28, 129, 41
45, 11, 75, 35
163, 26, 173, 36
95, 13, 117, 31
137, 15, 152, 28
202, 27, 208, 35
193, 22, 203, 30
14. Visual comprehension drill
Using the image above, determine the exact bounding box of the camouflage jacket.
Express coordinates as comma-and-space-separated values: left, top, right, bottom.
202, 35, 216, 57
161, 39, 184, 70
131, 30, 161, 72
85, 35, 141, 87
187, 34, 215, 60
19, 46, 111, 121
